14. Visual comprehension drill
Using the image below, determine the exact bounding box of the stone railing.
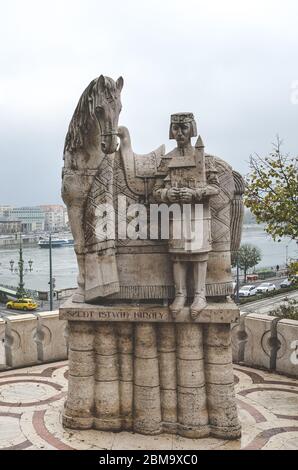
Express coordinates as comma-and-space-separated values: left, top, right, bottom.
0, 311, 68, 370
232, 313, 298, 378
1, 310, 297, 377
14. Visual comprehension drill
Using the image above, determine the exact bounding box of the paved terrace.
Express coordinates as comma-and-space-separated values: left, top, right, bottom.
0, 361, 297, 450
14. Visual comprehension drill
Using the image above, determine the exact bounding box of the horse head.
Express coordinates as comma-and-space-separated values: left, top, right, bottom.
64, 75, 123, 156
91, 75, 123, 154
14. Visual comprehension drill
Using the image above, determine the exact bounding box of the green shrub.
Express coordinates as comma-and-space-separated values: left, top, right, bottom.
268, 299, 298, 321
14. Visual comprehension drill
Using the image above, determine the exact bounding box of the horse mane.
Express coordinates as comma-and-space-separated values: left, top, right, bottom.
64, 76, 118, 154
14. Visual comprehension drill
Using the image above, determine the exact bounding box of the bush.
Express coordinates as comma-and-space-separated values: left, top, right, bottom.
256, 270, 276, 279
268, 299, 298, 321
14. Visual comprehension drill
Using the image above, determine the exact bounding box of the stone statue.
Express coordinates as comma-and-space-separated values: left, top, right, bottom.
152, 113, 219, 319
60, 76, 244, 440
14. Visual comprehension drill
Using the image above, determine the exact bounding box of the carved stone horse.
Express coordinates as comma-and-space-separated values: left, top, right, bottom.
61, 75, 123, 302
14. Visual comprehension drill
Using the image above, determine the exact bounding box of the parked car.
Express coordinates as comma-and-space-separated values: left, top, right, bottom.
238, 285, 257, 297
256, 282, 276, 294
280, 278, 294, 288
6, 298, 38, 311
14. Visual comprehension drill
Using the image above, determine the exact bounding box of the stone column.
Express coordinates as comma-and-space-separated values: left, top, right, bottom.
116, 323, 133, 430
157, 324, 177, 433
204, 324, 241, 439
134, 323, 162, 434
176, 323, 209, 438
93, 323, 121, 431
63, 321, 95, 429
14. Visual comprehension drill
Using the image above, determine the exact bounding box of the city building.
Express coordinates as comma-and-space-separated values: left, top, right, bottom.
0, 205, 14, 218
11, 206, 45, 233
39, 205, 68, 231
0, 217, 21, 234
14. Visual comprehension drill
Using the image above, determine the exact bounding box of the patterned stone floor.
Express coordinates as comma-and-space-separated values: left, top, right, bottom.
0, 361, 297, 450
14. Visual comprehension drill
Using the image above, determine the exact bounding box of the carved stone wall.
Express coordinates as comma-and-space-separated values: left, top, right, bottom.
0, 311, 68, 370
232, 313, 298, 377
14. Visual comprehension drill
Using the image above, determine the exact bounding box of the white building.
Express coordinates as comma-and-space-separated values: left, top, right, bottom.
11, 207, 45, 233
39, 205, 68, 231
0, 217, 21, 234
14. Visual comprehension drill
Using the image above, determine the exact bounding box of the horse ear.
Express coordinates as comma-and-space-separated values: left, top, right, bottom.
98, 75, 106, 91
116, 76, 124, 92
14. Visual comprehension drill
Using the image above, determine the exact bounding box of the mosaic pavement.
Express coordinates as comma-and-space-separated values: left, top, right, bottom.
0, 361, 298, 450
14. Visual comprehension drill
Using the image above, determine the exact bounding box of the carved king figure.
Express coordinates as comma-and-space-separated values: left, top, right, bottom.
153, 113, 220, 318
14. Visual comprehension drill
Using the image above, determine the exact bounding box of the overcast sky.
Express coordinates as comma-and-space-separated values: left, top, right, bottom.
1, 0, 298, 206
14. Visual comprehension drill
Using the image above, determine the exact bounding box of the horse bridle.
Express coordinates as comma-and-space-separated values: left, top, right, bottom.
101, 130, 119, 138
99, 121, 119, 139
100, 127, 120, 153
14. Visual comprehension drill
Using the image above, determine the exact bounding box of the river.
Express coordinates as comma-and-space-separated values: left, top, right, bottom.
0, 244, 77, 292
0, 225, 297, 292
241, 225, 297, 270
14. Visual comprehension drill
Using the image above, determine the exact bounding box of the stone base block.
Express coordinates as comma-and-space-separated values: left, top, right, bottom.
93, 417, 122, 431
133, 423, 163, 435
62, 307, 241, 440
62, 413, 93, 430
121, 416, 133, 431
163, 422, 178, 434
210, 424, 242, 440
177, 424, 210, 439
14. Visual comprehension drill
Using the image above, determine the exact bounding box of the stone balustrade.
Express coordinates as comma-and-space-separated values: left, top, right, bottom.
0, 311, 68, 370
0, 311, 297, 378
232, 312, 298, 377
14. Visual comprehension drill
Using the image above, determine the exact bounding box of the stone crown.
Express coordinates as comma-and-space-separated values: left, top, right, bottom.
170, 113, 194, 124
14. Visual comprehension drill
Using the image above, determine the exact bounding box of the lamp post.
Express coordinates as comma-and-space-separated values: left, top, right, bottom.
9, 234, 33, 298
48, 233, 54, 311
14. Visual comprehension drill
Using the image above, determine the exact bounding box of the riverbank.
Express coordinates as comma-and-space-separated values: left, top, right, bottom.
0, 232, 73, 249
0, 234, 38, 248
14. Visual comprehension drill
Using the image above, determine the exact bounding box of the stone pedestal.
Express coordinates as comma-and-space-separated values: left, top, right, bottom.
60, 298, 241, 440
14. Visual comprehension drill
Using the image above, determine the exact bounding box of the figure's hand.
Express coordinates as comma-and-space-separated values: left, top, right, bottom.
167, 187, 180, 202
179, 188, 194, 203
194, 187, 205, 201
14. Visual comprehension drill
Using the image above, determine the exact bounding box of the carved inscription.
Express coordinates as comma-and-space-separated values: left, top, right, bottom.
59, 301, 239, 323
64, 309, 168, 321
